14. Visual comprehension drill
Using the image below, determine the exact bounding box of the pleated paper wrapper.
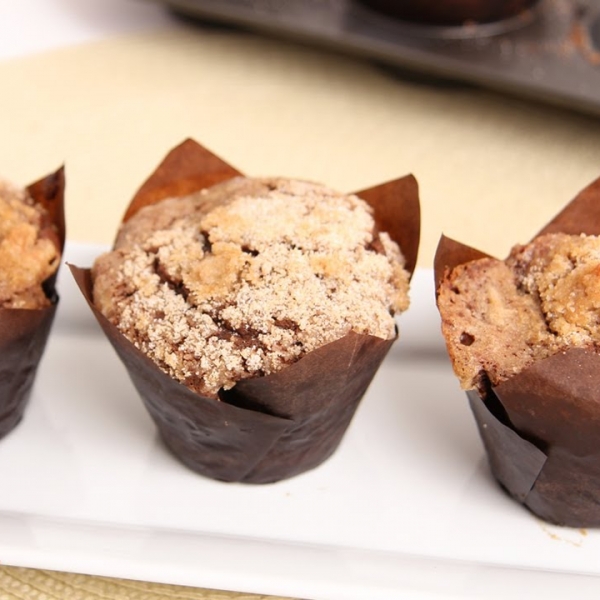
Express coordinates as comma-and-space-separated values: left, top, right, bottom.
71, 139, 421, 483
435, 176, 600, 527
0, 168, 65, 439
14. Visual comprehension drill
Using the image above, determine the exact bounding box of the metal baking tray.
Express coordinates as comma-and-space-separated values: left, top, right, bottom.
150, 0, 600, 117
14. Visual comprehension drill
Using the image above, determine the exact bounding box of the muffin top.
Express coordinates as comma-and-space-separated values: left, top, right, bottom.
0, 179, 61, 309
437, 232, 600, 390
92, 177, 410, 397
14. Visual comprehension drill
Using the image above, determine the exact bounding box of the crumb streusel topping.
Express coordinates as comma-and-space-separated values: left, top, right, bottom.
438, 232, 600, 390
0, 179, 60, 309
93, 177, 410, 397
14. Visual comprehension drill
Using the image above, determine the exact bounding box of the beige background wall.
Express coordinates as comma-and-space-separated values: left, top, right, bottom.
2, 24, 600, 266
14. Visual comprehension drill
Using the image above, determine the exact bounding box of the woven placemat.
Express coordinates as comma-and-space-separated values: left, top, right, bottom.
0, 566, 293, 600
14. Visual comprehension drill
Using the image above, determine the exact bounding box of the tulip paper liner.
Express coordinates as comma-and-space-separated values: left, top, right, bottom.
0, 167, 66, 440
435, 176, 600, 527
70, 139, 421, 484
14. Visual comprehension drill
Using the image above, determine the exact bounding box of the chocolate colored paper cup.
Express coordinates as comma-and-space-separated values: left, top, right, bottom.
435, 176, 600, 527
0, 168, 65, 440
71, 139, 421, 483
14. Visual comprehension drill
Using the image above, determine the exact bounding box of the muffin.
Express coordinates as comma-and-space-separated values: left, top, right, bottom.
0, 168, 65, 439
71, 139, 421, 483
435, 176, 600, 526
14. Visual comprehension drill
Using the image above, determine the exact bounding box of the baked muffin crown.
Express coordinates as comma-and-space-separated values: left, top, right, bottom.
438, 232, 600, 389
0, 178, 61, 308
93, 176, 410, 397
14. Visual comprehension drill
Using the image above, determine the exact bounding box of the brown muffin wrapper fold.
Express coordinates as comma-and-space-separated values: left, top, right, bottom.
435, 176, 600, 527
70, 138, 420, 483
0, 167, 65, 440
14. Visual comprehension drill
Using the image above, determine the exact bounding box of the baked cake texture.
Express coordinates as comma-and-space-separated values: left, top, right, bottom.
437, 232, 600, 390
0, 179, 61, 309
92, 176, 410, 398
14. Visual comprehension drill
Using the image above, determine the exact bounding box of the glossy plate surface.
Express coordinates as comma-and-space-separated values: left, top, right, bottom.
1, 242, 599, 600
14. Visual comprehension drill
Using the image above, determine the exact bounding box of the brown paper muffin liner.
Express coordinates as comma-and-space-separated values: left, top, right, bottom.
0, 167, 66, 439
70, 139, 420, 483
435, 176, 600, 527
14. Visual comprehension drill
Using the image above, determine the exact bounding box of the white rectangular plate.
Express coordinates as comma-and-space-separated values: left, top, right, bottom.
1, 242, 599, 600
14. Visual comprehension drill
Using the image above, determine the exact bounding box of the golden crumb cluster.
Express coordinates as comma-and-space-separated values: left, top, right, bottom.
438, 233, 600, 390
92, 177, 410, 397
0, 179, 60, 309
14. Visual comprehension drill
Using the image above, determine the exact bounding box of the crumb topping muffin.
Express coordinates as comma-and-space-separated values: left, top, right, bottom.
92, 177, 410, 397
438, 232, 600, 390
0, 179, 61, 309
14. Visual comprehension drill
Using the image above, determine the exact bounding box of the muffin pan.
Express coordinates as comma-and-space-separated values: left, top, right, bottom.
154, 0, 600, 117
